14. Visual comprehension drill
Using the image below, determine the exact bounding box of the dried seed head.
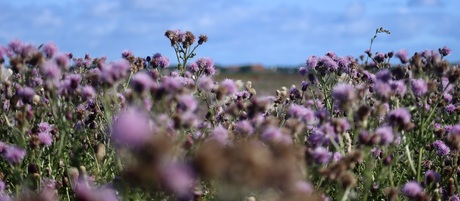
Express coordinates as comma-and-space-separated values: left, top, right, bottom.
198, 34, 208, 45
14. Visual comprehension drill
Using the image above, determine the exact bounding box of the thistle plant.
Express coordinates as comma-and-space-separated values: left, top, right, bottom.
164, 30, 208, 75
0, 29, 459, 201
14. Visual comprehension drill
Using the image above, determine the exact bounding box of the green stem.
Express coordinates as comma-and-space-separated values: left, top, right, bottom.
405, 145, 417, 176
416, 147, 423, 182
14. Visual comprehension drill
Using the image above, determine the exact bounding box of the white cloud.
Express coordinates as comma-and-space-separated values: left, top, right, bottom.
33, 9, 63, 27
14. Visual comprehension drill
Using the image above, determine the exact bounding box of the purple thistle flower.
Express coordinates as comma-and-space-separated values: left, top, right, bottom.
326, 51, 337, 59
446, 104, 456, 113
439, 46, 451, 57
177, 95, 198, 112
0, 194, 12, 201
362, 70, 376, 83
38, 132, 53, 146
311, 147, 332, 164
288, 104, 315, 123
332, 83, 356, 106
337, 56, 351, 72
375, 126, 394, 145
307, 131, 326, 147
373, 52, 386, 63
319, 56, 338, 71
0, 141, 8, 153
121, 49, 133, 59
387, 108, 411, 128
111, 60, 130, 79
299, 66, 308, 76
333, 152, 343, 162
234, 120, 254, 135
196, 57, 215, 76
295, 180, 313, 194
131, 72, 155, 93
186, 62, 199, 73
211, 125, 229, 144
396, 49, 408, 64
42, 42, 58, 58
306, 56, 318, 69
160, 76, 182, 92
261, 126, 292, 144
197, 76, 215, 91
288, 104, 307, 118
18, 86, 35, 104
38, 122, 52, 133
301, 81, 310, 91
445, 125, 454, 133
8, 39, 24, 54
411, 79, 428, 96
401, 181, 423, 198
75, 180, 119, 201
221, 79, 237, 95
451, 195, 460, 201
374, 81, 392, 99
152, 53, 170, 68
111, 108, 152, 147
432, 140, 450, 156
81, 86, 96, 100
370, 147, 382, 158
424, 170, 441, 185
376, 69, 391, 83
389, 80, 407, 96
160, 162, 195, 199
3, 146, 26, 164
0, 180, 4, 192
68, 74, 81, 90
41, 60, 61, 80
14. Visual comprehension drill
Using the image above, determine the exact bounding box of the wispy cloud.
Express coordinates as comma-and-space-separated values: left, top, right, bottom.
0, 0, 458, 66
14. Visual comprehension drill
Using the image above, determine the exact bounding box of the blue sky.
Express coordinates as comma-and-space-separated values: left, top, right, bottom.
0, 0, 459, 66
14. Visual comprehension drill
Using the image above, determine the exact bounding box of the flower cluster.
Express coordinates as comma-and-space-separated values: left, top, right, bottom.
0, 29, 459, 201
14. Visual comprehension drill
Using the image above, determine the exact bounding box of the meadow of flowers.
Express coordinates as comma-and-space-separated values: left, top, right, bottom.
0, 28, 460, 201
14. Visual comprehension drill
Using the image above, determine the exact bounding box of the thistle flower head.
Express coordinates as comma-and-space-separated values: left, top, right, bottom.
151, 53, 170, 68
111, 107, 153, 148
197, 76, 214, 91
306, 55, 318, 69
3, 146, 26, 164
221, 79, 237, 96
387, 108, 412, 130
42, 42, 58, 58
130, 72, 155, 93
439, 46, 451, 57
375, 126, 394, 145
395, 49, 408, 64
401, 181, 423, 198
332, 83, 356, 108
198, 34, 208, 45
311, 146, 332, 164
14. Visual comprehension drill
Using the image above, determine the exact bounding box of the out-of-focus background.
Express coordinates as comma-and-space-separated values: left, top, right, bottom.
0, 0, 459, 67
